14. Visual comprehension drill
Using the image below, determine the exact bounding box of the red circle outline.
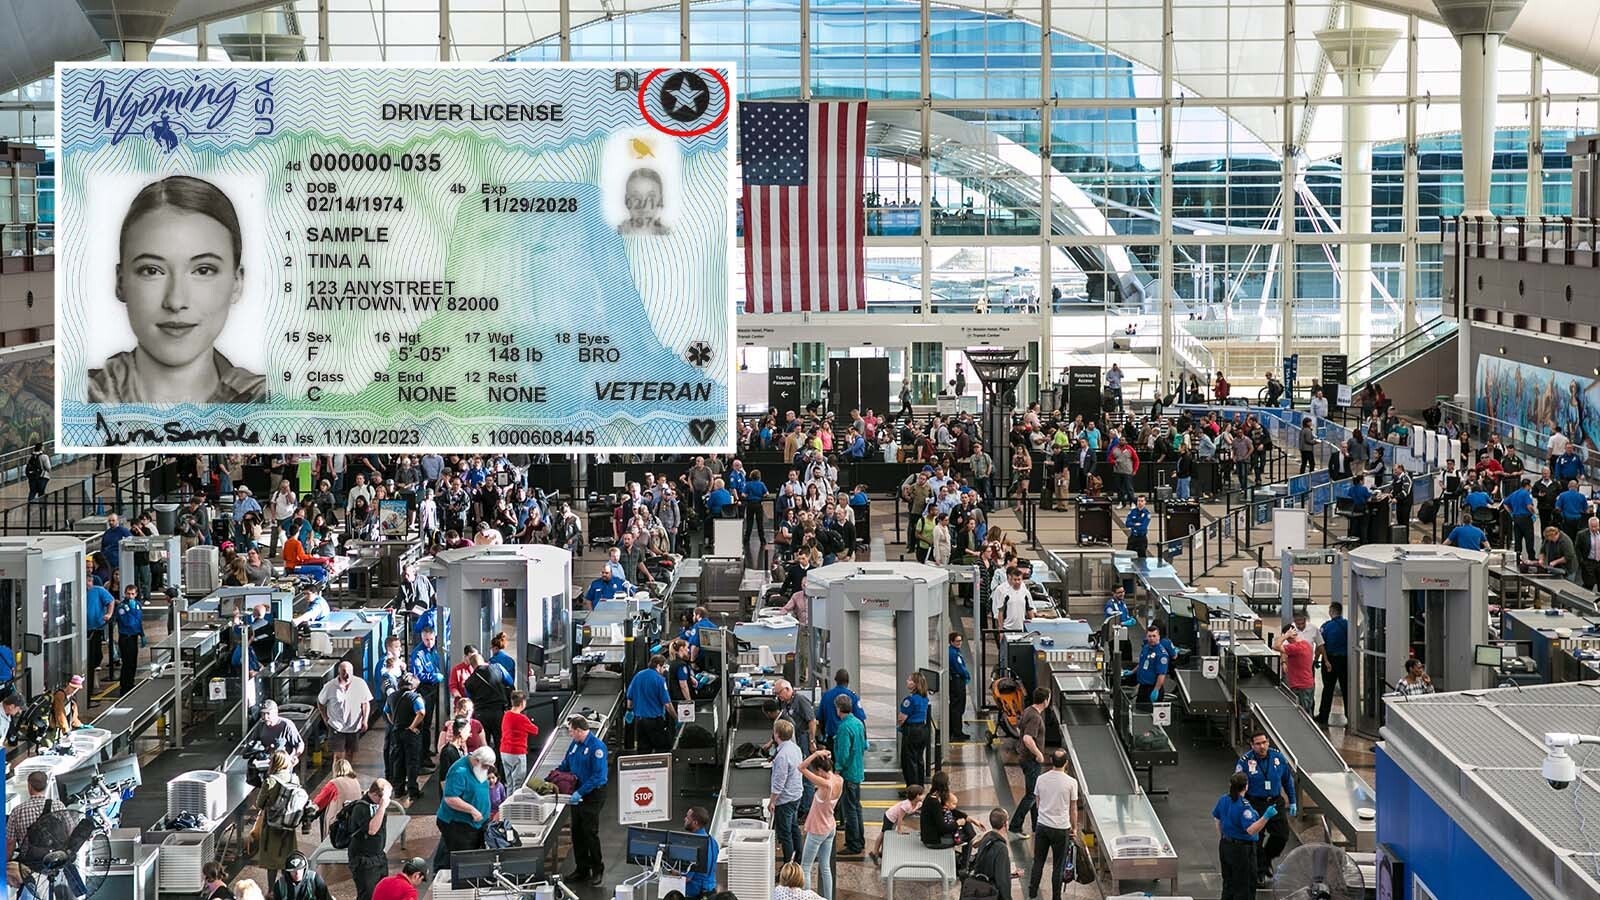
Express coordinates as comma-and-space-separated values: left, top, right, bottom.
637, 68, 731, 138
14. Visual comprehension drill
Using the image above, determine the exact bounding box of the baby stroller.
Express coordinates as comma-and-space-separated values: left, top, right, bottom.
987, 665, 1027, 748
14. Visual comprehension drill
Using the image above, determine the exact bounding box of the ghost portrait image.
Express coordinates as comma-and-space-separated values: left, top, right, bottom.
617, 167, 671, 236
87, 175, 265, 405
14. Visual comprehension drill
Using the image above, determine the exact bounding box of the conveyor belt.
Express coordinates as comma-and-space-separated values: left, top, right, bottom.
1060, 703, 1136, 795
93, 677, 177, 752
1243, 684, 1346, 773
724, 719, 778, 803
1174, 666, 1230, 715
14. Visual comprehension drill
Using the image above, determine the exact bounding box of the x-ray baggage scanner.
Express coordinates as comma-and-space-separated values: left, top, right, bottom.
119, 533, 183, 603
0, 537, 87, 699
805, 562, 949, 775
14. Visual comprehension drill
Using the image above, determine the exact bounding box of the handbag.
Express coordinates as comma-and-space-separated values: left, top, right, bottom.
1070, 835, 1097, 884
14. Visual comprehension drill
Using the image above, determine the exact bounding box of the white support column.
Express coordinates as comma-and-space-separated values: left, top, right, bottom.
1317, 11, 1399, 363
1528, 55, 1544, 218
1158, 0, 1175, 388
1402, 16, 1419, 332
318, 0, 330, 61
680, 0, 690, 60
439, 0, 450, 61
1458, 31, 1499, 217
1279, 0, 1297, 369
1039, 0, 1053, 387
920, 0, 933, 319
559, 0, 571, 62
75, 0, 178, 61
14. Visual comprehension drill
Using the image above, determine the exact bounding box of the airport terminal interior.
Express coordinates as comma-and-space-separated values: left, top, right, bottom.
4, 0, 1600, 899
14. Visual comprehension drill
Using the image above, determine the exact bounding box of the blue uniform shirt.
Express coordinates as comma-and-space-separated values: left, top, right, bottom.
1445, 523, 1487, 551
705, 488, 734, 515
1212, 794, 1260, 841
1136, 641, 1170, 686
100, 525, 132, 569
1320, 616, 1349, 656
683, 827, 719, 896
744, 480, 769, 503
1236, 749, 1297, 805
819, 685, 866, 737
1104, 596, 1131, 621
899, 692, 929, 724
627, 667, 671, 719
86, 585, 113, 628
1553, 453, 1584, 482
1557, 489, 1591, 521
1348, 483, 1371, 508
410, 644, 444, 686
1125, 507, 1150, 537
1504, 487, 1535, 517
557, 731, 609, 800
948, 644, 972, 683
114, 597, 144, 635
585, 575, 630, 604
1464, 490, 1493, 511
726, 470, 747, 494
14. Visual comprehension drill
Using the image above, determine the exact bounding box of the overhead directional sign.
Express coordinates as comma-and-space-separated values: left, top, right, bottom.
769, 367, 801, 419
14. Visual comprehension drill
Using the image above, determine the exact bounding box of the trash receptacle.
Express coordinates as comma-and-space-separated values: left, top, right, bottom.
153, 501, 181, 534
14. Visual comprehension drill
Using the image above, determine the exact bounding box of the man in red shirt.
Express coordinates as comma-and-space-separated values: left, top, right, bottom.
500, 690, 540, 791
372, 857, 428, 900
1279, 625, 1315, 714
449, 646, 481, 699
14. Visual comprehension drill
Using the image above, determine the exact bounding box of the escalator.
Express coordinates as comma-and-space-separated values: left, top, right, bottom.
1344, 316, 1459, 409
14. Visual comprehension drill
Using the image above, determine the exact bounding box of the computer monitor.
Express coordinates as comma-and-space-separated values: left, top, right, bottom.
273, 618, 297, 648
449, 847, 546, 888
626, 827, 670, 866
1474, 644, 1505, 668
665, 830, 712, 872
918, 666, 941, 695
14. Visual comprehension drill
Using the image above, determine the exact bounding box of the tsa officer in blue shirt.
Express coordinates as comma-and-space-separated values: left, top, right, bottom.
1443, 515, 1488, 551
897, 672, 932, 789
1314, 600, 1350, 728
410, 627, 446, 757
681, 806, 720, 899
1463, 485, 1494, 512
626, 654, 676, 753
1103, 585, 1133, 624
1236, 730, 1297, 884
1129, 624, 1170, 709
114, 583, 145, 697
1504, 478, 1538, 557
1124, 495, 1151, 557
947, 632, 973, 741
556, 714, 610, 886
583, 564, 631, 607
1557, 479, 1593, 538
1213, 771, 1275, 900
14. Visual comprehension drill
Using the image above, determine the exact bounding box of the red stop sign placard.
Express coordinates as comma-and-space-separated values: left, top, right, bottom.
634, 786, 655, 807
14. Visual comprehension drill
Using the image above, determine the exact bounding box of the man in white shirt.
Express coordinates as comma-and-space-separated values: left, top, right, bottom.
1028, 749, 1081, 900
992, 566, 1031, 651
1548, 426, 1569, 461
317, 660, 373, 765
345, 473, 375, 519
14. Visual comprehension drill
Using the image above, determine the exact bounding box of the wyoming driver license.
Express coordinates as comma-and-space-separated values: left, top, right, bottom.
54, 63, 734, 452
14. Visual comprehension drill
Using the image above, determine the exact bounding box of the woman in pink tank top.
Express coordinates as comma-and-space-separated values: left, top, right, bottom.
798, 749, 843, 900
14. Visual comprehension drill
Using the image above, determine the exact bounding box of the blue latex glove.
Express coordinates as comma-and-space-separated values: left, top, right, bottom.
1289, 803, 1298, 816
1148, 688, 1160, 703
569, 793, 582, 806
140, 635, 147, 648
1121, 616, 1137, 627
1262, 805, 1279, 820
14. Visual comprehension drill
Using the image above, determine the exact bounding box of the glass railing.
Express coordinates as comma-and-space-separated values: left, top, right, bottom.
1346, 315, 1457, 385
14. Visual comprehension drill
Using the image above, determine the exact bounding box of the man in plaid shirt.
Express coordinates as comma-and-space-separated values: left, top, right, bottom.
6, 771, 53, 861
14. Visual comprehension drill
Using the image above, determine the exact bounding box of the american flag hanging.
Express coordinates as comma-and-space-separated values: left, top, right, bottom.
740, 101, 868, 313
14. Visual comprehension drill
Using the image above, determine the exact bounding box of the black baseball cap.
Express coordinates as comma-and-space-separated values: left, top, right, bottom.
402, 857, 429, 876
285, 852, 308, 872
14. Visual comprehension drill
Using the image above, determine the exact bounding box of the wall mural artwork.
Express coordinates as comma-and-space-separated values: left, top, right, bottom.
1474, 355, 1599, 455
0, 347, 53, 458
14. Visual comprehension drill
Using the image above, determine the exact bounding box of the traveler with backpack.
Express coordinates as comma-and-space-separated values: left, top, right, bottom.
963, 810, 1018, 900
386, 674, 427, 801
270, 853, 333, 900
6, 771, 54, 865
341, 779, 394, 900
251, 751, 307, 883
24, 444, 49, 519
308, 758, 362, 834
